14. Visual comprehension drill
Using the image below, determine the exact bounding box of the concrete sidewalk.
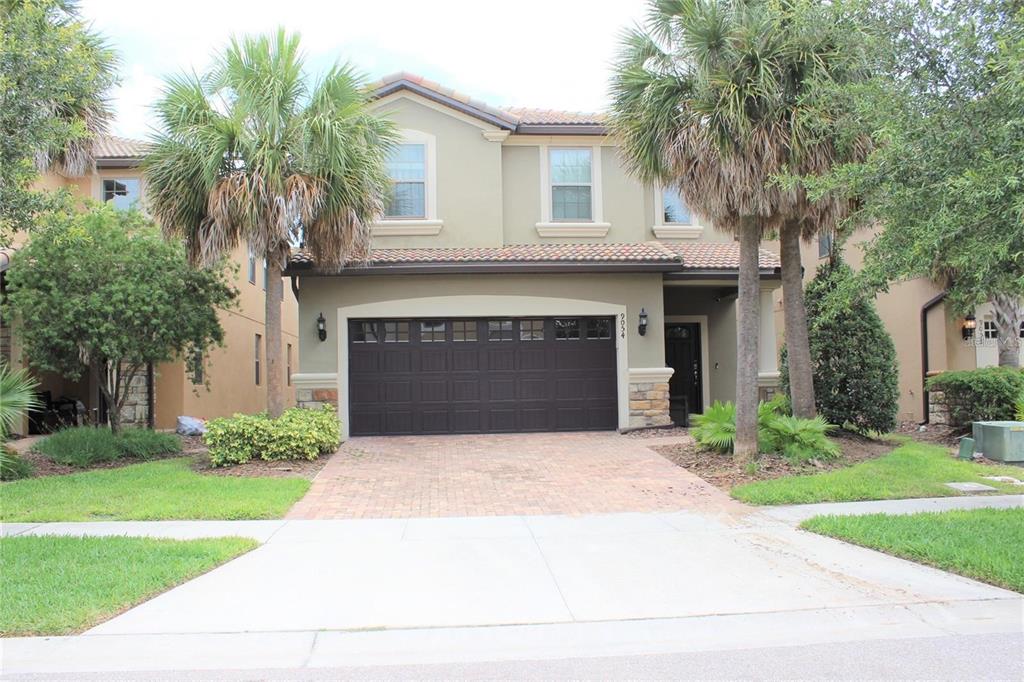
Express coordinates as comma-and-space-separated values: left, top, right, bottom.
756, 493, 1024, 524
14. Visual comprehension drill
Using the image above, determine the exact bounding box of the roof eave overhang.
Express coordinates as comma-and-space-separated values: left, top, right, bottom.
514, 124, 607, 136
664, 269, 782, 281
95, 157, 142, 169
372, 80, 517, 131
285, 261, 680, 276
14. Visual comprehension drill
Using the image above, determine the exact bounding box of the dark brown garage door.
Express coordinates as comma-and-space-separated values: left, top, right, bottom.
348, 317, 617, 435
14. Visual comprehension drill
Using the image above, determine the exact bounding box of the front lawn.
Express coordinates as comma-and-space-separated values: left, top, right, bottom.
0, 458, 310, 521
0, 535, 256, 636
732, 442, 1024, 505
802, 508, 1024, 593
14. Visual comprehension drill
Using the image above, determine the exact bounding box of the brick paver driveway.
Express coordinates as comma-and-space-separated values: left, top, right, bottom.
287, 432, 738, 519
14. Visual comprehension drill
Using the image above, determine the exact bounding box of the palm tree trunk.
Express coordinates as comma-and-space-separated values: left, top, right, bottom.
735, 221, 761, 462
780, 221, 816, 418
265, 258, 285, 418
992, 293, 1022, 368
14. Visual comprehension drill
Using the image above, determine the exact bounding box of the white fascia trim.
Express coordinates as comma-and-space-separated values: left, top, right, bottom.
535, 222, 611, 238
628, 367, 675, 384
652, 225, 704, 239
291, 372, 338, 389
482, 130, 510, 142
371, 220, 444, 237
538, 144, 605, 226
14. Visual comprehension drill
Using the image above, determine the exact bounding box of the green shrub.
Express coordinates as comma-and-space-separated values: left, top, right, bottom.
204, 406, 340, 467
117, 428, 181, 460
692, 399, 840, 463
1016, 397, 1024, 422
33, 427, 181, 467
781, 259, 899, 434
926, 367, 1024, 427
1, 445, 34, 481
761, 414, 841, 464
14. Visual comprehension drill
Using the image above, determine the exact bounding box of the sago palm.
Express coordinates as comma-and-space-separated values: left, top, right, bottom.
144, 29, 397, 417
609, 0, 867, 457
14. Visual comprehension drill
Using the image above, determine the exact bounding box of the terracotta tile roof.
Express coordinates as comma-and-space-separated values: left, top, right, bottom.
503, 108, 605, 126
93, 134, 148, 159
289, 242, 781, 272
372, 72, 519, 127
661, 243, 781, 270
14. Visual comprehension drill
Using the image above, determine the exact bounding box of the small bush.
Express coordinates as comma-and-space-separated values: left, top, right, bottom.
691, 399, 840, 463
117, 428, 181, 460
1016, 397, 1024, 422
1, 445, 34, 481
204, 406, 340, 467
33, 427, 181, 467
926, 367, 1024, 427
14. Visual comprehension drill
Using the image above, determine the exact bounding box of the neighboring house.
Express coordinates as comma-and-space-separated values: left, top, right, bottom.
0, 135, 299, 433
287, 74, 784, 439
802, 229, 1024, 424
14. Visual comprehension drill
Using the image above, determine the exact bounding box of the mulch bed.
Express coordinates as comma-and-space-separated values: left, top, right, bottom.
651, 430, 894, 491
622, 426, 693, 439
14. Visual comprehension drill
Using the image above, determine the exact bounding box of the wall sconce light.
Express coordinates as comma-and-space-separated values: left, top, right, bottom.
316, 312, 327, 342
638, 308, 649, 336
961, 313, 976, 340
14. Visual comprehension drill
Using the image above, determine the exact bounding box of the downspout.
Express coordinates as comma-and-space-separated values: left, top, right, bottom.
146, 362, 155, 429
920, 292, 947, 424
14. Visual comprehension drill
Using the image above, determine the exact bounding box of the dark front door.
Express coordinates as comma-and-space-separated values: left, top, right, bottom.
665, 323, 702, 425
348, 317, 618, 435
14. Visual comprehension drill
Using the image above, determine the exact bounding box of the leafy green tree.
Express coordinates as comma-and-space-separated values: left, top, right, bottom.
144, 29, 397, 417
0, 0, 118, 244
609, 0, 869, 457
813, 0, 1024, 366
3, 204, 236, 432
781, 258, 898, 433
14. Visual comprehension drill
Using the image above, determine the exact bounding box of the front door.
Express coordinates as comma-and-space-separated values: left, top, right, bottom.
665, 323, 702, 425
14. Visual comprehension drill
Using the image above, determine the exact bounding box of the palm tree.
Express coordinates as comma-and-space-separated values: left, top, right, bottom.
610, 0, 866, 454
144, 29, 397, 417
0, 362, 39, 440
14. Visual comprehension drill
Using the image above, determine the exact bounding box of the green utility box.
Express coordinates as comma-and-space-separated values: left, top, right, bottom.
971, 421, 1024, 463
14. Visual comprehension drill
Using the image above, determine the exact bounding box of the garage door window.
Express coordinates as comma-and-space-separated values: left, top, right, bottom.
520, 319, 545, 341
586, 318, 611, 340
351, 322, 379, 343
488, 320, 513, 341
384, 321, 410, 343
420, 320, 446, 342
452, 320, 477, 341
555, 318, 580, 340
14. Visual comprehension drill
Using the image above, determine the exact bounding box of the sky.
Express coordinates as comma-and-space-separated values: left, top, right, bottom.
79, 0, 650, 140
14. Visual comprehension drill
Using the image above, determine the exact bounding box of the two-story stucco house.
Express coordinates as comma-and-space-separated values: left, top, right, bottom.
0, 135, 299, 433
287, 74, 784, 439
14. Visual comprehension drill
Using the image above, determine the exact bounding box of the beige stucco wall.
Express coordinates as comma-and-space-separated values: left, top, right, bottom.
295, 272, 667, 375
371, 94, 504, 248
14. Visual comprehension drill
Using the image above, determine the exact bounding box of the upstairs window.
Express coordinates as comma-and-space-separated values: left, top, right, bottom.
818, 231, 834, 259
550, 149, 592, 221
662, 188, 692, 225
385, 143, 426, 219
102, 178, 141, 211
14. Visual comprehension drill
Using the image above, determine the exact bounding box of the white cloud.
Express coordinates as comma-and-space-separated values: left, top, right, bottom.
80, 0, 648, 138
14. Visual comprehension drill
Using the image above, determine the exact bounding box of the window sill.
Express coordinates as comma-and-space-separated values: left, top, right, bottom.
652, 225, 703, 239
371, 220, 444, 237
535, 222, 611, 238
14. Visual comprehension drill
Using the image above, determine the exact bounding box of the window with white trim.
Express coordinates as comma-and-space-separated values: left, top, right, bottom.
102, 178, 141, 211
983, 320, 998, 340
549, 148, 592, 221
385, 143, 426, 219
661, 187, 692, 224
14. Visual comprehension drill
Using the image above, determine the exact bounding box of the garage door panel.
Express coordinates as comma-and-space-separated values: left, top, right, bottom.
349, 316, 616, 435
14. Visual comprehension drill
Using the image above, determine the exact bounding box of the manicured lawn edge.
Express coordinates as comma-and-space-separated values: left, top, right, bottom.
0, 458, 310, 522
801, 508, 1024, 593
732, 442, 1024, 505
0, 535, 258, 636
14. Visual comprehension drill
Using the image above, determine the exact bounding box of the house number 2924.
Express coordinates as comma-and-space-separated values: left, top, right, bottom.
619, 313, 626, 339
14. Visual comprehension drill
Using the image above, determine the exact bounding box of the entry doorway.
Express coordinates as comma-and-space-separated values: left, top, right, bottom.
665, 322, 703, 426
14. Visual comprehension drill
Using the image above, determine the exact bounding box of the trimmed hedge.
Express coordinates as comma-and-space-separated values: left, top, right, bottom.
204, 406, 340, 467
926, 367, 1024, 427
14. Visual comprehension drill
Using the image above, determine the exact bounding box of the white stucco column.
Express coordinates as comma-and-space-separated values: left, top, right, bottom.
758, 286, 780, 386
